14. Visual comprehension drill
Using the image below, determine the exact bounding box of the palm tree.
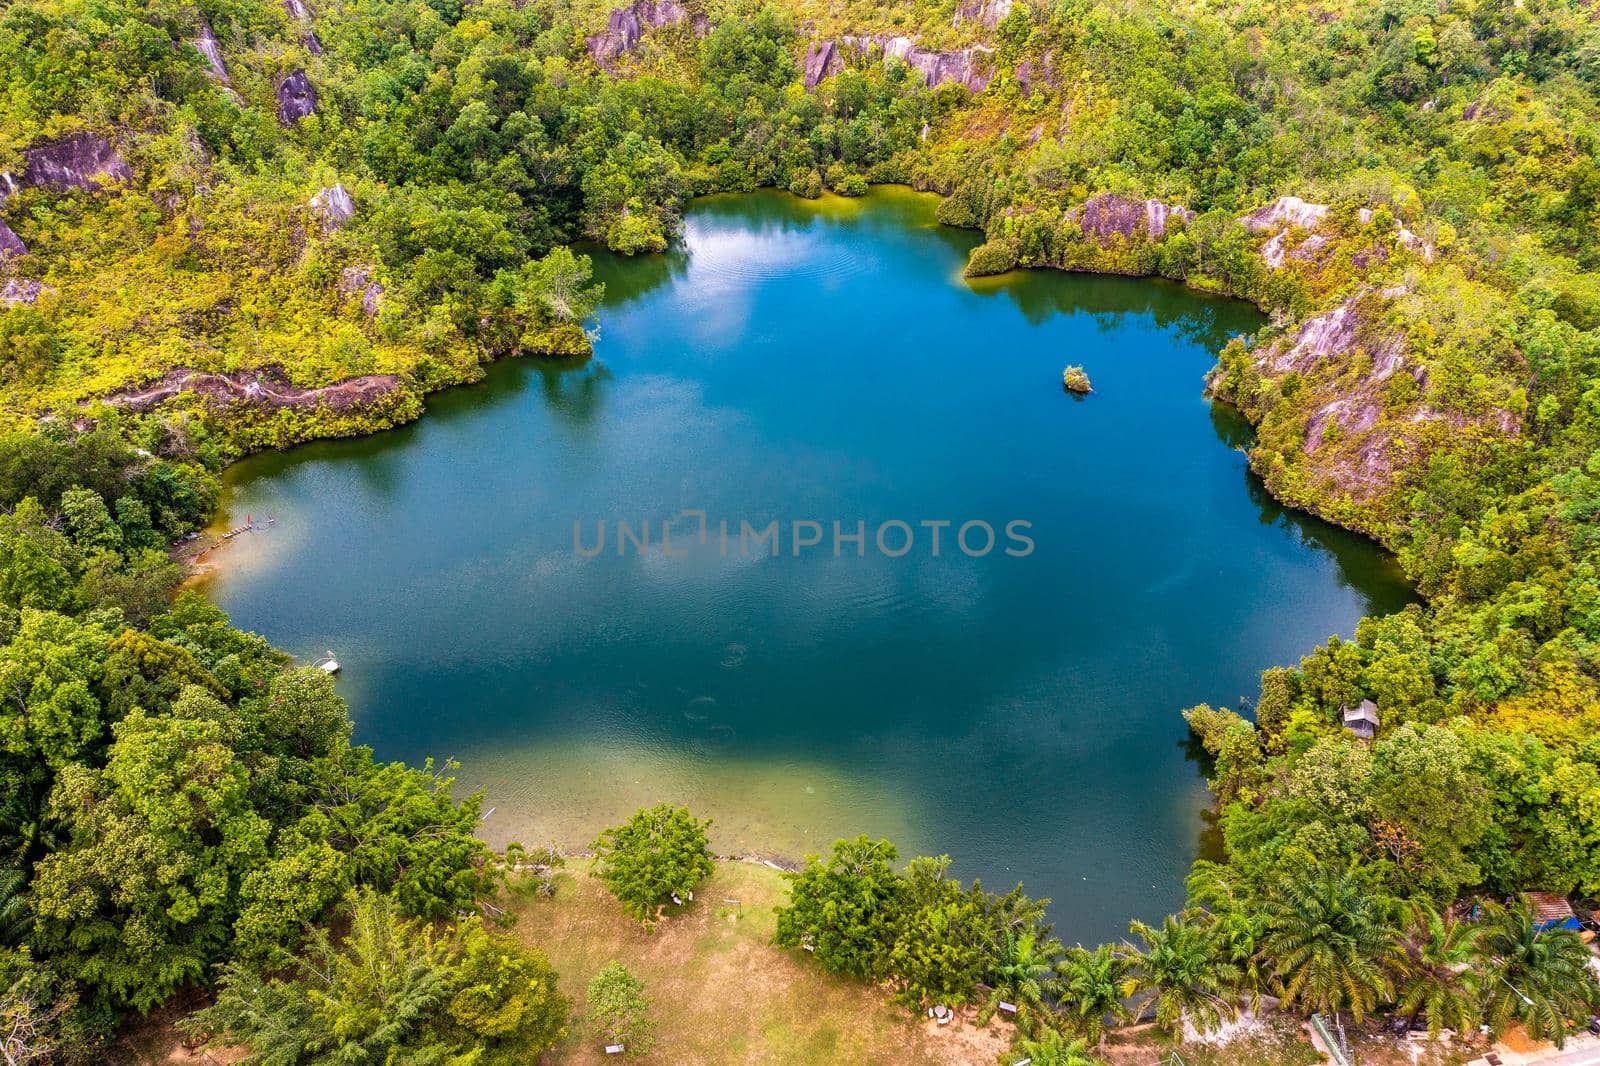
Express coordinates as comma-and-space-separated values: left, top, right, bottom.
1004, 1027, 1105, 1066
1125, 914, 1239, 1036
0, 866, 33, 948
1055, 943, 1134, 1047
977, 929, 1063, 1033
1480, 897, 1600, 1049
1258, 865, 1402, 1022
1188, 862, 1268, 1010
1395, 901, 1481, 1039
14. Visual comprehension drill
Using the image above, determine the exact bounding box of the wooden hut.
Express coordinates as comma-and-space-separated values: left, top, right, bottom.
1341, 699, 1380, 739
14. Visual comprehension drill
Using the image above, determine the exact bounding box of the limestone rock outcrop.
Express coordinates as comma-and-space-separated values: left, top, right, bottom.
309, 184, 355, 230
0, 279, 50, 305
803, 39, 842, 89
192, 18, 231, 85
339, 265, 384, 318
587, 1, 706, 70
22, 133, 132, 192
1015, 51, 1057, 95
1241, 195, 1328, 234
107, 366, 402, 414
1242, 195, 1435, 268
953, 0, 1013, 28
276, 70, 318, 125
842, 35, 992, 92
1071, 194, 1193, 244
0, 220, 24, 258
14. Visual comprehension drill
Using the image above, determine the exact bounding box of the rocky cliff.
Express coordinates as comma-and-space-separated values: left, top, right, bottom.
276, 70, 318, 125
22, 133, 132, 192
106, 366, 403, 414
841, 35, 993, 92
1071, 193, 1194, 244
803, 39, 842, 89
587, 1, 706, 69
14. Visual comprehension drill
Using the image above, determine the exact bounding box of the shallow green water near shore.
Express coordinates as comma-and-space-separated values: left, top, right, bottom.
203, 187, 1412, 942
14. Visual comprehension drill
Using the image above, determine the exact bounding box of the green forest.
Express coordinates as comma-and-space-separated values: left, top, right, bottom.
2, 0, 1600, 1059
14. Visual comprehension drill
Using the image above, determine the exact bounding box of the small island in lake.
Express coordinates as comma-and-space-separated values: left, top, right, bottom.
1062, 365, 1093, 393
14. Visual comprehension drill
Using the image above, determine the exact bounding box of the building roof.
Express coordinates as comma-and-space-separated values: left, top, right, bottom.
1342, 699, 1380, 726
1527, 891, 1575, 925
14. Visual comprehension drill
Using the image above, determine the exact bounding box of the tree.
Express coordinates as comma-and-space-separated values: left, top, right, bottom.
591, 804, 713, 926
189, 890, 568, 1063
1480, 898, 1600, 1048
0, 869, 33, 949
0, 949, 80, 1065
1125, 914, 1238, 1036
1002, 1024, 1105, 1065
1056, 943, 1134, 1047
1395, 902, 1481, 1040
1366, 724, 1488, 897
774, 836, 903, 979
586, 962, 654, 1058
977, 930, 1064, 1033
1258, 865, 1401, 1022
888, 857, 990, 1009
31, 697, 271, 1012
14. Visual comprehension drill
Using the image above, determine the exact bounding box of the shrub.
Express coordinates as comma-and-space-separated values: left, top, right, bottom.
834, 174, 868, 196
789, 169, 823, 199
964, 240, 1018, 277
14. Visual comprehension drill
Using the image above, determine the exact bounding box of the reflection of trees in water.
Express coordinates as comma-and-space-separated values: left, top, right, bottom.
227, 356, 617, 505
586, 240, 690, 308
970, 269, 1262, 353
535, 357, 613, 428
1225, 428, 1416, 616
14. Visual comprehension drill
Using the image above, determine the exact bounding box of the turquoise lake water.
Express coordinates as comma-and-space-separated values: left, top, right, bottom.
202, 187, 1412, 943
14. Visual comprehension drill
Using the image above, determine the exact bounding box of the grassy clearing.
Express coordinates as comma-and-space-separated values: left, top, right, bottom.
503, 859, 1012, 1065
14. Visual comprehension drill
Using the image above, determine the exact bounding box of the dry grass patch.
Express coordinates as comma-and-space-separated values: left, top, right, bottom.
504, 859, 1011, 1065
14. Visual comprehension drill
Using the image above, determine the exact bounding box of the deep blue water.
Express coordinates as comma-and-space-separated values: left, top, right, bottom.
202, 188, 1412, 943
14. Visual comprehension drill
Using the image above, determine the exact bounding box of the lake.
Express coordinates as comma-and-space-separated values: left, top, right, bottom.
201, 187, 1412, 944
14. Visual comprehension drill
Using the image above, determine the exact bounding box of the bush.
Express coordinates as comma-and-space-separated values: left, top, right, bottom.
789, 169, 823, 199
834, 174, 868, 196
964, 240, 1018, 277
591, 804, 714, 925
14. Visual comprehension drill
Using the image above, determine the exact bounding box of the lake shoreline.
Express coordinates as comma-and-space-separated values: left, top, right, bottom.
194, 188, 1412, 940
174, 185, 1378, 587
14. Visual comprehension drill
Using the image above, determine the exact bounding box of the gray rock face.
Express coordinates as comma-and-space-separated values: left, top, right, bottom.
276, 70, 318, 125
0, 279, 52, 306
803, 39, 841, 89
953, 0, 1013, 28
339, 265, 384, 318
192, 18, 230, 85
843, 35, 992, 92
1073, 193, 1193, 244
309, 183, 355, 230
22, 133, 132, 192
0, 220, 24, 258
1015, 51, 1056, 95
281, 0, 323, 54
587, 1, 705, 69
1241, 195, 1327, 234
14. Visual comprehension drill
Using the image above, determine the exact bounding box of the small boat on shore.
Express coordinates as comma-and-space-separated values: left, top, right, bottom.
314, 651, 341, 675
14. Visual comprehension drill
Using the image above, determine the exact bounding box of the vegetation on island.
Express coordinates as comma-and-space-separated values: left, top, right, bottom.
1061, 365, 1091, 393
2, 0, 1600, 1059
